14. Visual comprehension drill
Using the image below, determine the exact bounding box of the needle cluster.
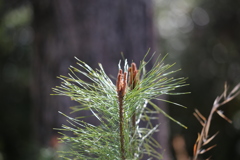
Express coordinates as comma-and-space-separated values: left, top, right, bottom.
52, 54, 188, 160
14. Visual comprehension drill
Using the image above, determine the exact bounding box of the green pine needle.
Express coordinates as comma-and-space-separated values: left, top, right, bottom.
52, 54, 188, 159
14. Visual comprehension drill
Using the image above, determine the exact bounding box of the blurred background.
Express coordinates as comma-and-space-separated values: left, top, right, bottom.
0, 0, 240, 160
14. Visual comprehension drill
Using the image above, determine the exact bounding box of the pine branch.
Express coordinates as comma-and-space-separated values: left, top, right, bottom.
52, 53, 188, 159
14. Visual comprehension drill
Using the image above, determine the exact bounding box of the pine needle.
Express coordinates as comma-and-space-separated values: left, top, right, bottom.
52, 54, 188, 159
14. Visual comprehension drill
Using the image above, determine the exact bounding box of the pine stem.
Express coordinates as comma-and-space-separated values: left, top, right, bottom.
117, 69, 127, 160
119, 96, 125, 160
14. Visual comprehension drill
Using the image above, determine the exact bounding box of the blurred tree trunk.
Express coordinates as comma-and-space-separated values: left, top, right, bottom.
30, 0, 171, 159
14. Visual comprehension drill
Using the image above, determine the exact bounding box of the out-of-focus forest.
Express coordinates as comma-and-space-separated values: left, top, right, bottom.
0, 0, 240, 160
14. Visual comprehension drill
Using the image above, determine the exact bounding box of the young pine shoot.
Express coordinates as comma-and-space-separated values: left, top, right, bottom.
52, 54, 188, 160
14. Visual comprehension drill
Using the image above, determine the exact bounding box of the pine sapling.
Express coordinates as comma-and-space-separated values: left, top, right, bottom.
52, 53, 188, 159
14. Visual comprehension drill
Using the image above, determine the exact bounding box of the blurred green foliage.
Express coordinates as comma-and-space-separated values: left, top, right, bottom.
0, 1, 33, 160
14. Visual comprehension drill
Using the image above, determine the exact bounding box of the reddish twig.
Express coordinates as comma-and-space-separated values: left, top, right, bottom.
117, 69, 128, 160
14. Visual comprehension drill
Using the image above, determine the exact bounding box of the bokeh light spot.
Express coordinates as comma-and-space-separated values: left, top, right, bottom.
192, 7, 210, 26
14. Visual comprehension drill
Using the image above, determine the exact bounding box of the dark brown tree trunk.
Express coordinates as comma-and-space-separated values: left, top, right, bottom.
30, 0, 171, 159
